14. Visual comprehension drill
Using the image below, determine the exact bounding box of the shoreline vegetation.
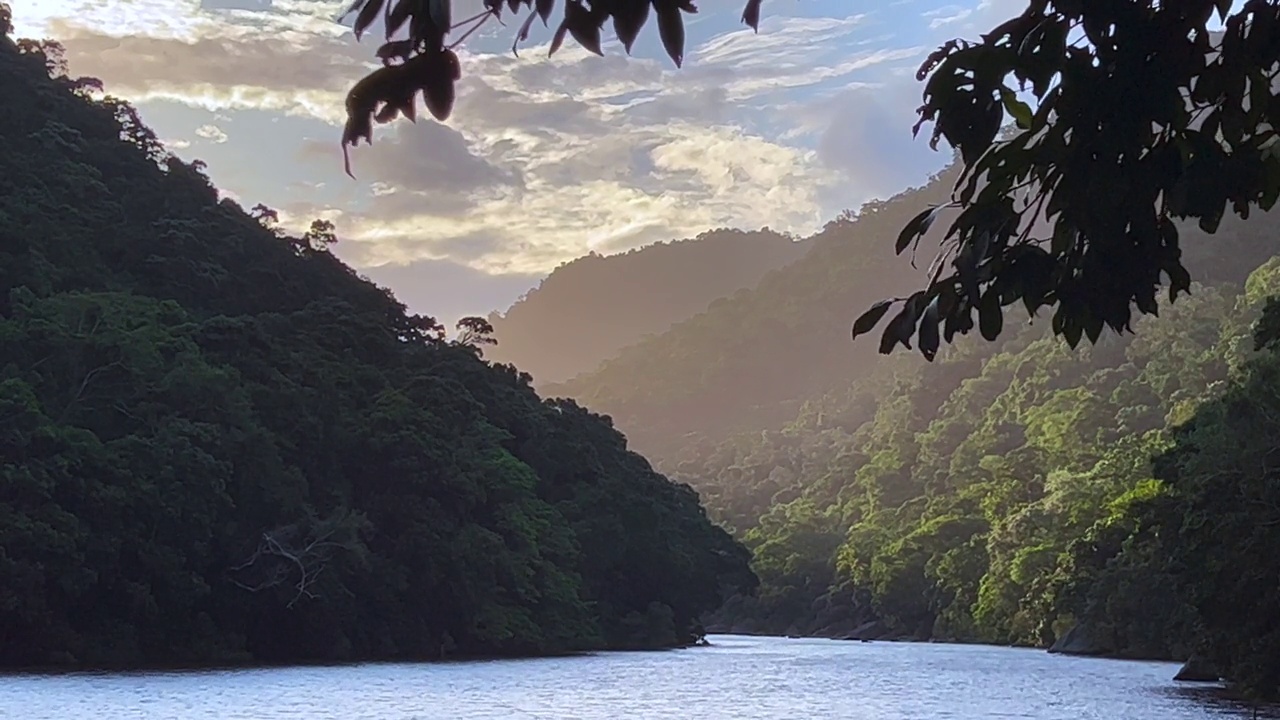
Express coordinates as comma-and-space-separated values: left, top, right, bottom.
0, 634, 722, 678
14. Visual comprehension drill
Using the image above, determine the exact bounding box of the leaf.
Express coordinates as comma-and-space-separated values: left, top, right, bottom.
428, 0, 451, 34
421, 50, 460, 121
549, 18, 570, 56
999, 87, 1033, 129
655, 0, 687, 68
880, 293, 926, 353
563, 1, 602, 56
895, 205, 943, 255
1083, 310, 1104, 343
1062, 315, 1083, 348
851, 299, 894, 340
339, 0, 366, 21
978, 287, 1003, 341
1166, 263, 1192, 301
385, 0, 414, 38
612, 0, 649, 53
918, 296, 941, 361
955, 229, 989, 303
375, 39, 413, 65
536, 0, 554, 23
353, 0, 387, 40
422, 81, 455, 121
513, 9, 539, 55
741, 0, 761, 31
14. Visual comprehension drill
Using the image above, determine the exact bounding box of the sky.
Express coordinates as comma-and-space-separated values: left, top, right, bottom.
13, 0, 1027, 327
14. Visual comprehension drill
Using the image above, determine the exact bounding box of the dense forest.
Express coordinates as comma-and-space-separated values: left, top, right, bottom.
519, 157, 1280, 694
485, 231, 808, 386
0, 29, 756, 668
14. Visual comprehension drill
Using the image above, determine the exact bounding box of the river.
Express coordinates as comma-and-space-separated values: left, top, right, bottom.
0, 635, 1270, 719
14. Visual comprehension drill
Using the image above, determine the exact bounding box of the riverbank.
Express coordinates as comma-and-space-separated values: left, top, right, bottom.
703, 622, 1203, 672
0, 636, 719, 678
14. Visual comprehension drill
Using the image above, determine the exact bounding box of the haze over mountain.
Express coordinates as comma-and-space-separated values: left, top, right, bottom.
483, 229, 810, 385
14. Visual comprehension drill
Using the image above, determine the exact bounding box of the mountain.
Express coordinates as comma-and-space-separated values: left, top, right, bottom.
538, 128, 1280, 694
542, 168, 962, 463
546, 162, 1280, 468
0, 33, 754, 668
484, 230, 810, 386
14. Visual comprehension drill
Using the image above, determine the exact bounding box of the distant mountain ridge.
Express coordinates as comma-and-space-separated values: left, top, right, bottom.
540, 162, 1280, 468
484, 229, 810, 385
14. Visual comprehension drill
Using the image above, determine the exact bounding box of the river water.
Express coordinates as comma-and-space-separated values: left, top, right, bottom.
0, 635, 1269, 720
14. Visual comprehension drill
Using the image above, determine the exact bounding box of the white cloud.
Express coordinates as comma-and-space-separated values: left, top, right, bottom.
19, 0, 1011, 282
924, 5, 974, 29
194, 123, 228, 142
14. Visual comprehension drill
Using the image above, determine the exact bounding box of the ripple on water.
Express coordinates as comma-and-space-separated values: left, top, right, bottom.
0, 636, 1273, 720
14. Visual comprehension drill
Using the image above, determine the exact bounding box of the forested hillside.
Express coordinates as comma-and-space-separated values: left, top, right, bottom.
689, 256, 1280, 692
0, 31, 755, 668
484, 230, 808, 386
540, 118, 1280, 697
543, 172, 961, 461
550, 165, 1280, 467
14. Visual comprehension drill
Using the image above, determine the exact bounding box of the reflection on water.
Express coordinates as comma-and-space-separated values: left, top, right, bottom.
0, 635, 1273, 720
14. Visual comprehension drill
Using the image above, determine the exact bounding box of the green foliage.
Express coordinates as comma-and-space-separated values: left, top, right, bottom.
861, 0, 1280, 358
0, 35, 754, 667
1154, 335, 1280, 697
690, 261, 1278, 687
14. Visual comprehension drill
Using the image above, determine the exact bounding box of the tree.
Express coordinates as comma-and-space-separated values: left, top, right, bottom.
454, 315, 497, 348
251, 203, 282, 233
333, 0, 1280, 359
302, 218, 338, 252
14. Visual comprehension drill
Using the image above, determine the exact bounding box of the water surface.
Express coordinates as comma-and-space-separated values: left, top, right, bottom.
0, 635, 1268, 719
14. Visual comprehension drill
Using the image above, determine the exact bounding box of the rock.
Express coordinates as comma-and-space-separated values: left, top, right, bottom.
1048, 622, 1112, 656
1174, 655, 1221, 682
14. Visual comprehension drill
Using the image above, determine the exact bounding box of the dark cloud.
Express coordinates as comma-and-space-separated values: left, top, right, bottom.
297, 120, 520, 216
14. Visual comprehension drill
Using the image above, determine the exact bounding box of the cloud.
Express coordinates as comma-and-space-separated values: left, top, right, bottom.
20, 0, 1019, 302
805, 80, 949, 202
195, 123, 228, 142
923, 5, 974, 29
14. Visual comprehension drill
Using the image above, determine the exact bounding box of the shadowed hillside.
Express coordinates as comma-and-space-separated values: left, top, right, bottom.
0, 32, 755, 668
484, 230, 810, 385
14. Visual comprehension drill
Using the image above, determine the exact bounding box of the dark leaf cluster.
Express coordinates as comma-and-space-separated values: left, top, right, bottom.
856, 0, 1280, 359
337, 0, 769, 175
